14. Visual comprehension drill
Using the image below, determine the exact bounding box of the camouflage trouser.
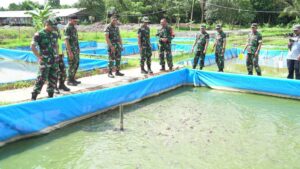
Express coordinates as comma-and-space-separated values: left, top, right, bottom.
67, 51, 80, 81
140, 46, 152, 68
32, 56, 59, 94
193, 51, 205, 70
159, 43, 173, 68
56, 54, 67, 85
246, 53, 261, 75
215, 52, 224, 71
108, 44, 122, 71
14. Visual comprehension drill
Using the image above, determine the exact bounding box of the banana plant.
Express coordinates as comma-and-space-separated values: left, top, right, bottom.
25, 3, 54, 31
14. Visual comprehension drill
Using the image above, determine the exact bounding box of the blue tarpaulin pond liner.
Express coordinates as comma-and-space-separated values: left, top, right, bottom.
0, 68, 300, 146
177, 48, 289, 68
0, 48, 124, 84
177, 48, 241, 66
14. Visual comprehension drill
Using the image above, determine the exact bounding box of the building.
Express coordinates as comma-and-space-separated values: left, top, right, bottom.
0, 8, 87, 26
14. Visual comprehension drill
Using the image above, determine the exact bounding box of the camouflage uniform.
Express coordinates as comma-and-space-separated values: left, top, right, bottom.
64, 23, 80, 81
156, 26, 174, 69
246, 32, 262, 75
194, 32, 209, 69
32, 29, 59, 95
105, 23, 122, 72
52, 31, 67, 86
138, 25, 152, 69
215, 31, 226, 71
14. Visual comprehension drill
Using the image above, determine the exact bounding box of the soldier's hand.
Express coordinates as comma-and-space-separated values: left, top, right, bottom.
254, 51, 259, 57
110, 46, 116, 53
38, 56, 42, 63
203, 50, 206, 55
68, 51, 74, 60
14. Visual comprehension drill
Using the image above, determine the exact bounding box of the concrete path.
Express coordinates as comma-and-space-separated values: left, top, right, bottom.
0, 62, 182, 105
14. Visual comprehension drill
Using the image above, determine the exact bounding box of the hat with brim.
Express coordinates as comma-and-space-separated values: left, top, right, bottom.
251, 23, 258, 28
215, 24, 222, 29
45, 18, 57, 27
141, 16, 150, 23
293, 24, 300, 31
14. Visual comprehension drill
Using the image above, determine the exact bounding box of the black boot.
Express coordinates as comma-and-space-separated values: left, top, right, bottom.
54, 87, 60, 94
160, 65, 165, 71
115, 71, 125, 76
59, 83, 70, 91
74, 79, 81, 84
169, 66, 173, 71
257, 72, 262, 76
48, 92, 54, 98
141, 66, 148, 74
147, 65, 153, 74
67, 80, 77, 86
108, 71, 115, 78
248, 72, 253, 75
31, 92, 38, 101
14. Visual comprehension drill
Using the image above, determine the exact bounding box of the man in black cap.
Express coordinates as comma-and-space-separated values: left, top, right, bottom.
243, 23, 262, 76
64, 14, 81, 86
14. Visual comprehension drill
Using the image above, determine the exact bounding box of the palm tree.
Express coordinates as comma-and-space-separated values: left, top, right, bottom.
281, 0, 300, 19
25, 3, 54, 30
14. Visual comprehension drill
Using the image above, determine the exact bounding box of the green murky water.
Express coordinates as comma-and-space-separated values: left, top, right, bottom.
0, 87, 299, 169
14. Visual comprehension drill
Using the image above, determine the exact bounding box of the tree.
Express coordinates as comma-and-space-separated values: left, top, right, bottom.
26, 3, 54, 30
76, 0, 105, 21
8, 1, 41, 11
205, 0, 255, 26
8, 3, 21, 11
281, 0, 300, 19
48, 0, 60, 8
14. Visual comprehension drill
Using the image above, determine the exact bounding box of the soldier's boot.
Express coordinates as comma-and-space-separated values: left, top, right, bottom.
141, 66, 148, 74
160, 65, 165, 71
147, 65, 153, 74
67, 79, 77, 86
115, 70, 125, 76
169, 66, 173, 71
257, 72, 262, 76
59, 83, 70, 91
108, 71, 115, 78
248, 71, 253, 75
48, 92, 54, 98
54, 86, 60, 94
74, 79, 81, 84
31, 92, 38, 101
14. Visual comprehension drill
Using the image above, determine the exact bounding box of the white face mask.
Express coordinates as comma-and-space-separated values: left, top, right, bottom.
57, 24, 63, 30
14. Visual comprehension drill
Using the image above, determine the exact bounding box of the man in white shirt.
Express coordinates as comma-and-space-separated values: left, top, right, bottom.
287, 25, 300, 80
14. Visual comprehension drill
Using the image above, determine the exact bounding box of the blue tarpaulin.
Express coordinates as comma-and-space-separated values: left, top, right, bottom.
0, 68, 300, 146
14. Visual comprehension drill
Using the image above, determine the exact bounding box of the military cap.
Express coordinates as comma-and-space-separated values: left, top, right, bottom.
141, 16, 150, 23
251, 23, 258, 28
69, 14, 79, 20
200, 24, 206, 29
44, 18, 57, 26
215, 24, 222, 29
293, 24, 300, 31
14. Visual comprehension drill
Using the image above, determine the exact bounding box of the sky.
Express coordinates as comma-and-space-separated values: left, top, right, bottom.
0, 0, 78, 8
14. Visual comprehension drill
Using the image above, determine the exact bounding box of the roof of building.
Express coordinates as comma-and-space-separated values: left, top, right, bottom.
0, 8, 85, 18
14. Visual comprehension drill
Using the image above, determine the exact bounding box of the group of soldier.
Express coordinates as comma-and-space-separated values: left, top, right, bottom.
30, 15, 80, 100
31, 13, 300, 100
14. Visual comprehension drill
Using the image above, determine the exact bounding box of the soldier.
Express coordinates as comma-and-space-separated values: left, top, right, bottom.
105, 16, 125, 78
53, 17, 70, 93
156, 18, 174, 71
243, 23, 262, 76
212, 24, 226, 72
64, 14, 81, 86
138, 16, 153, 74
30, 18, 59, 100
191, 24, 209, 70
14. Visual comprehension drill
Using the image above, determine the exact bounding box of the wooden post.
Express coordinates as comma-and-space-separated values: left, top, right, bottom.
119, 105, 124, 131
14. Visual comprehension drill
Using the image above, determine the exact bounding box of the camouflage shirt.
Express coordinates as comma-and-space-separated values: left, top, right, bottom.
104, 23, 121, 45
156, 26, 174, 44
138, 25, 151, 47
215, 31, 226, 53
195, 31, 209, 52
64, 23, 79, 53
32, 29, 58, 57
247, 31, 262, 54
